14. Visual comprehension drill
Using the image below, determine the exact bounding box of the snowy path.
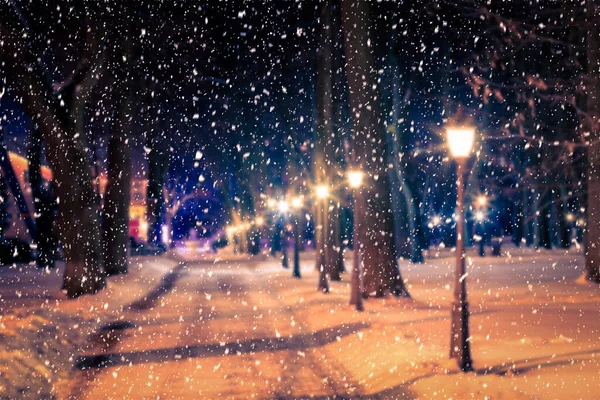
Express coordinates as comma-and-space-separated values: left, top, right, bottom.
62, 248, 600, 399
66, 258, 387, 399
4, 246, 599, 399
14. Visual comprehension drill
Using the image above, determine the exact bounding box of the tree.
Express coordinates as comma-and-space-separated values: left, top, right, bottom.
315, 0, 342, 281
1, 3, 106, 297
340, 0, 409, 297
102, 3, 134, 276
585, 2, 600, 281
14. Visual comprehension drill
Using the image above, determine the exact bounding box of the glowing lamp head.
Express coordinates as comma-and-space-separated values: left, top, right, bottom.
291, 196, 303, 209
255, 216, 265, 226
475, 211, 485, 222
278, 200, 289, 213
446, 127, 475, 159
266, 198, 277, 209
477, 196, 487, 207
316, 185, 329, 199
566, 213, 575, 222
347, 170, 364, 189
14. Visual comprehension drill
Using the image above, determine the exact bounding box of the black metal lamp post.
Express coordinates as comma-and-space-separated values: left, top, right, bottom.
447, 126, 475, 372
347, 170, 364, 311
278, 200, 289, 269
291, 197, 303, 278
316, 185, 329, 293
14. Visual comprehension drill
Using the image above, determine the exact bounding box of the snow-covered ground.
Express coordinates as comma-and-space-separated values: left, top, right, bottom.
1, 245, 599, 399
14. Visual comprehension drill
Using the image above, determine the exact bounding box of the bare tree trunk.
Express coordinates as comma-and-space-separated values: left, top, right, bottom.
146, 127, 168, 245
1, 18, 105, 297
315, 0, 341, 281
28, 123, 57, 268
586, 4, 600, 281
340, 0, 409, 297
103, 7, 133, 275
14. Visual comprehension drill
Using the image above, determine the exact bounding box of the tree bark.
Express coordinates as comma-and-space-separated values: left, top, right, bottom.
340, 0, 409, 297
28, 124, 58, 268
314, 0, 341, 281
586, 3, 600, 281
102, 113, 132, 275
102, 6, 133, 275
146, 127, 168, 245
1, 17, 105, 297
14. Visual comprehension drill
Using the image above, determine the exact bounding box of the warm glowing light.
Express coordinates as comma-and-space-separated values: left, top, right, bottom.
226, 226, 236, 236
316, 185, 329, 199
161, 225, 170, 245
255, 216, 265, 226
278, 200, 289, 213
266, 198, 277, 209
566, 213, 575, 222
475, 211, 485, 222
477, 196, 487, 207
347, 170, 364, 189
291, 196, 303, 209
447, 127, 475, 158
432, 215, 442, 226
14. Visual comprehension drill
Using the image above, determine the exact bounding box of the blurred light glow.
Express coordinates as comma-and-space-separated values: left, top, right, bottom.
477, 196, 487, 206
266, 198, 277, 209
278, 200, 289, 213
566, 213, 575, 222
475, 211, 485, 221
291, 197, 303, 209
161, 225, 170, 245
316, 185, 329, 199
347, 170, 364, 189
255, 216, 265, 226
447, 127, 475, 158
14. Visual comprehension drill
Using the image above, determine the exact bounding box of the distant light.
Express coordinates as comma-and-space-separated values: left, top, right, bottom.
477, 196, 487, 207
316, 185, 329, 199
256, 216, 265, 226
278, 200, 289, 213
566, 213, 575, 222
161, 225, 170, 245
432, 215, 442, 226
447, 127, 475, 158
226, 226, 236, 236
475, 211, 485, 222
266, 198, 277, 209
347, 170, 364, 189
291, 196, 303, 209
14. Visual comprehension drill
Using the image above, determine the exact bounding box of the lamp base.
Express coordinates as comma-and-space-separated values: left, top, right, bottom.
450, 300, 473, 372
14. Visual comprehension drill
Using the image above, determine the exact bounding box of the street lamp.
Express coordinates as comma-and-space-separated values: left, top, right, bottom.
291, 196, 303, 278
316, 185, 329, 293
447, 126, 475, 372
476, 195, 487, 207
278, 200, 290, 269
347, 170, 364, 311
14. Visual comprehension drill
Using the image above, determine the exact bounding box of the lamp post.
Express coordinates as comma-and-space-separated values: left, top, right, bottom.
475, 195, 488, 257
278, 200, 290, 269
291, 196, 303, 278
348, 170, 364, 311
316, 185, 329, 293
447, 126, 475, 372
